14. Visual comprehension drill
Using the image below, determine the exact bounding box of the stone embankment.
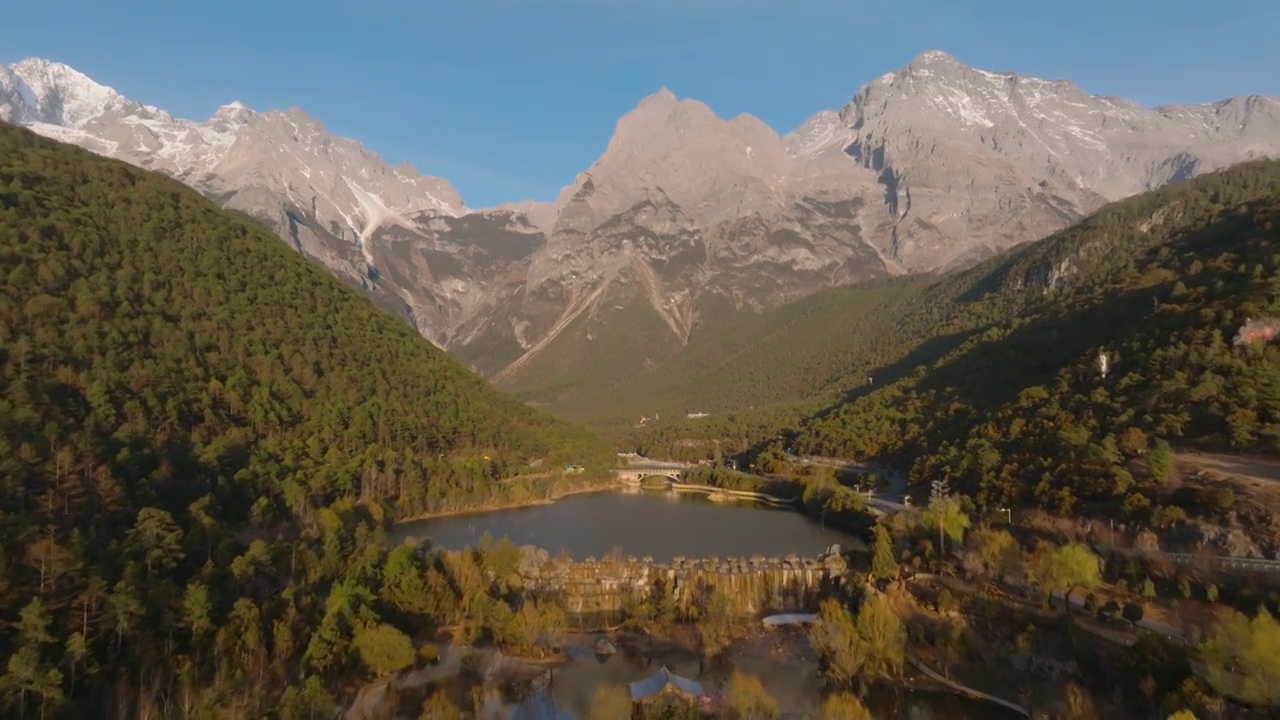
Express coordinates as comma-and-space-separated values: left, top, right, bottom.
515, 545, 851, 616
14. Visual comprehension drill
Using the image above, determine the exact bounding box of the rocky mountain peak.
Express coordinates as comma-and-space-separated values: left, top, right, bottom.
0, 56, 468, 290
1161, 94, 1280, 142
2, 57, 124, 127
4, 54, 1278, 394
637, 86, 678, 108
866, 49, 978, 91
556, 88, 793, 229
907, 48, 961, 69
851, 50, 1091, 132
610, 88, 717, 144
10, 57, 106, 91
782, 50, 1280, 271
209, 100, 254, 128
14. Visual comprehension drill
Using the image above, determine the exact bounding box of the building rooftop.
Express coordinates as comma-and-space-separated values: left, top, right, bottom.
762, 613, 817, 626
628, 665, 704, 700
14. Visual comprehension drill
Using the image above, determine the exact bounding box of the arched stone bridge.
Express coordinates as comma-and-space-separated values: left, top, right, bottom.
614, 456, 694, 485
616, 467, 683, 484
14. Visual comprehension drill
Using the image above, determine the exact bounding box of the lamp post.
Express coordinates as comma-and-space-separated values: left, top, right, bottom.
931, 479, 950, 560
999, 507, 1012, 525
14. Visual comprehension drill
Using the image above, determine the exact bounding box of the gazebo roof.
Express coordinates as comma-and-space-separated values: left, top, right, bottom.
762, 613, 817, 626
628, 665, 704, 700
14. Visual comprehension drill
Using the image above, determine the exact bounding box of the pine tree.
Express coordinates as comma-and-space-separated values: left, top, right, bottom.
870, 523, 897, 581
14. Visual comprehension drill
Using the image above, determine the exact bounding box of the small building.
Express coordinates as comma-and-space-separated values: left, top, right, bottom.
628, 665, 705, 714
762, 613, 817, 627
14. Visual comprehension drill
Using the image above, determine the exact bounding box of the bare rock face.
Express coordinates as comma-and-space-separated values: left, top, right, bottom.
473, 88, 888, 387
6, 53, 1279, 398
786, 50, 1280, 271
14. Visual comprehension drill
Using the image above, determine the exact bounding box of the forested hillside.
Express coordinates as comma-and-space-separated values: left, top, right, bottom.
792, 160, 1280, 518
554, 254, 1033, 454
547, 278, 928, 427
569, 219, 1065, 456
0, 123, 613, 717
558, 195, 1115, 452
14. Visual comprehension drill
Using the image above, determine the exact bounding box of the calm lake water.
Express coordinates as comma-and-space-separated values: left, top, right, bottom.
384, 493, 1018, 720
390, 490, 862, 560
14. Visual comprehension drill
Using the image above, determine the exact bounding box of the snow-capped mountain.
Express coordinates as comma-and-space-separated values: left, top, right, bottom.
0, 57, 466, 324
786, 50, 1280, 270
4, 52, 1279, 402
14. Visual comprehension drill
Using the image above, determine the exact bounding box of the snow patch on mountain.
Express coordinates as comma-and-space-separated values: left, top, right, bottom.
345, 178, 420, 265
782, 49, 1280, 270
4, 52, 1278, 391
6, 58, 124, 127
0, 57, 466, 262
23, 121, 119, 155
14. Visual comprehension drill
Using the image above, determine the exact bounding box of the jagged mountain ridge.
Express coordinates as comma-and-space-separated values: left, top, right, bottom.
787, 50, 1280, 271
0, 58, 470, 340
4, 52, 1279, 402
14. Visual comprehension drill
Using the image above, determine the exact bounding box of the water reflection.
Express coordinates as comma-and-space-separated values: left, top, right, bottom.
392, 491, 861, 561
477, 644, 1019, 720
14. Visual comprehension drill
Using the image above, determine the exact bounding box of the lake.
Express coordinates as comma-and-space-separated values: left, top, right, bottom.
390, 489, 863, 560
380, 492, 1022, 720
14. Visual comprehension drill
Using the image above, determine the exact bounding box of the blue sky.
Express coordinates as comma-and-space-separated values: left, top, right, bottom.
5, 0, 1278, 207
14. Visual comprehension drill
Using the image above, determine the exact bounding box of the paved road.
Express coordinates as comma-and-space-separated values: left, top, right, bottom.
787, 453, 907, 488
757, 460, 915, 517
628, 452, 913, 511
790, 454, 1280, 570
617, 455, 696, 475
867, 495, 914, 515
625, 464, 690, 474
1049, 590, 1187, 642
932, 574, 1194, 647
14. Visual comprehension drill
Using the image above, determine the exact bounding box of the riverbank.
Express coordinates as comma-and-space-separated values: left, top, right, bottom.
391, 479, 624, 524
393, 489, 867, 563
670, 482, 799, 507
393, 472, 866, 536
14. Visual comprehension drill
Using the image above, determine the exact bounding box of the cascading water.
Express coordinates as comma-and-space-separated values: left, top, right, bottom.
516, 545, 851, 620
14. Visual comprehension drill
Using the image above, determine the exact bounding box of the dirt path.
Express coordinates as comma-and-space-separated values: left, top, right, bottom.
907, 655, 1030, 717
1178, 452, 1280, 486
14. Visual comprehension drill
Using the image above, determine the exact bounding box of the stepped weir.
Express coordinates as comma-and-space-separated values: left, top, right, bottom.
514, 544, 852, 616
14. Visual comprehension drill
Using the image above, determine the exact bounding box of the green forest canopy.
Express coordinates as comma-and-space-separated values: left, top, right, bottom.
0, 123, 613, 717
546, 276, 936, 438
555, 179, 1220, 452
791, 159, 1280, 517
602, 160, 1280, 484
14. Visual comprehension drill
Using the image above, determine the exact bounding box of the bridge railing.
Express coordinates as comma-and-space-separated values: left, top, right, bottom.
1110, 546, 1280, 574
